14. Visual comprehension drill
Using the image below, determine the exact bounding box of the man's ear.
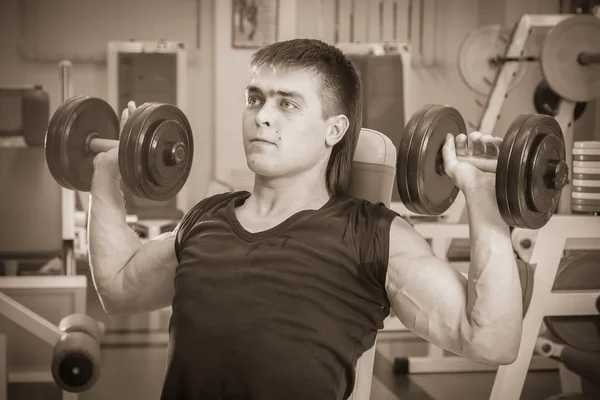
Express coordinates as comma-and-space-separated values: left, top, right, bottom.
325, 114, 349, 147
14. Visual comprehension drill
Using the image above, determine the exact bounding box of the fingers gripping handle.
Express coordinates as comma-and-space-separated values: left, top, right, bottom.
435, 133, 498, 175
87, 136, 119, 153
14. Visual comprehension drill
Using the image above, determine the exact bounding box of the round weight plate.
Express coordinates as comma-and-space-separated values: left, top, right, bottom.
570, 197, 600, 205
533, 79, 587, 121
573, 154, 600, 161
119, 103, 194, 201
573, 148, 600, 156
46, 95, 84, 189
573, 173, 600, 180
118, 102, 169, 199
572, 179, 600, 187
572, 192, 600, 199
572, 167, 600, 174
529, 134, 566, 214
574, 141, 600, 149
573, 161, 600, 168
397, 105, 432, 213
572, 204, 600, 213
497, 114, 565, 229
45, 96, 119, 192
572, 185, 600, 193
541, 15, 600, 102
545, 251, 600, 352
458, 25, 528, 95
398, 105, 463, 215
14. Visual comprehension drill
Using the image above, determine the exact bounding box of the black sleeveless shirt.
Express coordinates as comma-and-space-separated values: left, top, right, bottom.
160, 191, 399, 400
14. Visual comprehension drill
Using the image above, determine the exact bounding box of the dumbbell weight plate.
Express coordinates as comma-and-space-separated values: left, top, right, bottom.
119, 103, 194, 201
45, 95, 81, 189
397, 104, 464, 215
572, 185, 600, 193
571, 198, 600, 205
573, 154, 600, 161
496, 114, 565, 229
573, 173, 600, 181
45, 96, 120, 192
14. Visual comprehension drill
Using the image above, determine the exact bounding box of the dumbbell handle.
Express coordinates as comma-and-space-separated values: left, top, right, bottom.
88, 137, 118, 153
86, 134, 187, 165
440, 152, 568, 190
578, 51, 600, 65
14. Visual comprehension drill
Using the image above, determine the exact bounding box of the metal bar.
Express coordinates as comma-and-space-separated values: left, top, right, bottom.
88, 137, 119, 153
0, 292, 61, 346
578, 51, 600, 65
479, 15, 532, 134
554, 101, 576, 215
490, 215, 600, 399
545, 292, 600, 316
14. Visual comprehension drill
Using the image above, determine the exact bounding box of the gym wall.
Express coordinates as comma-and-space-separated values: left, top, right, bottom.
1, 0, 598, 214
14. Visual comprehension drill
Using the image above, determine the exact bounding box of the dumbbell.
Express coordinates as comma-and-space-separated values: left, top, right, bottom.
45, 96, 194, 201
397, 104, 568, 230
52, 313, 103, 393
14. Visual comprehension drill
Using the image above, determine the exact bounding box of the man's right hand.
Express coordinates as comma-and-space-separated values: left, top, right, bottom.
92, 101, 137, 181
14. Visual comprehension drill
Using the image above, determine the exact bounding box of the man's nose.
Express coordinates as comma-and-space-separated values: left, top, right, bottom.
255, 101, 275, 127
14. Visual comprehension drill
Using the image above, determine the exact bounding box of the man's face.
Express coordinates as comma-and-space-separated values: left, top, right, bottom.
242, 66, 332, 180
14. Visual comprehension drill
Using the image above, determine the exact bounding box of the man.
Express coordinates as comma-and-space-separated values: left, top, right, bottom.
89, 38, 523, 399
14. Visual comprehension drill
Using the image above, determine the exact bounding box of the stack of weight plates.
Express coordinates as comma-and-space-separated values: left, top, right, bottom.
572, 141, 600, 214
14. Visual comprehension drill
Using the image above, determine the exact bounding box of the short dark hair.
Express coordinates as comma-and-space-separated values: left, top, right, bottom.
249, 38, 363, 197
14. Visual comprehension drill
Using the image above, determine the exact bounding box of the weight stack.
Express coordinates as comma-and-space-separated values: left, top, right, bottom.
571, 141, 600, 215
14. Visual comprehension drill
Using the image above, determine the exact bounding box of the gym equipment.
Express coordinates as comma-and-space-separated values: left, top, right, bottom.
541, 15, 600, 103
52, 313, 102, 393
396, 104, 567, 230
571, 142, 600, 214
458, 25, 528, 95
0, 277, 102, 396
533, 80, 587, 122
544, 252, 600, 352
479, 15, 600, 103
423, 13, 600, 400
537, 336, 600, 387
45, 96, 194, 201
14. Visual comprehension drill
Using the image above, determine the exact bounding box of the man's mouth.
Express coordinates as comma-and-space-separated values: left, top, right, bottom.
251, 139, 275, 145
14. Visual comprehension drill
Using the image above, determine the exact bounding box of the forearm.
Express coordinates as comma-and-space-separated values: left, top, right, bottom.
88, 170, 142, 306
464, 187, 522, 360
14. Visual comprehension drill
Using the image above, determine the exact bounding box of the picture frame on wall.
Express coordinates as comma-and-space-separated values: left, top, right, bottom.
232, 0, 279, 48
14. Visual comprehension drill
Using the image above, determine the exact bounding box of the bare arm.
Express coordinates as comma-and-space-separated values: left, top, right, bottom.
88, 149, 178, 315
385, 189, 522, 365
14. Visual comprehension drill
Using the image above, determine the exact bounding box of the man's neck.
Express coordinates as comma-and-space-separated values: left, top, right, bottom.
245, 174, 330, 217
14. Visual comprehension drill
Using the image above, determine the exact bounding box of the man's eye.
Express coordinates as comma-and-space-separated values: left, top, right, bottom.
281, 100, 294, 109
247, 97, 261, 106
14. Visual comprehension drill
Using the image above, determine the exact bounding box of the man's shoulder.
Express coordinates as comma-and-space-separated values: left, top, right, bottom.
342, 196, 402, 223
189, 190, 248, 215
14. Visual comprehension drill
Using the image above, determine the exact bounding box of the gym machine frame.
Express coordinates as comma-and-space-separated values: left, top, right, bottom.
486, 14, 600, 399
0, 83, 77, 278
0, 276, 87, 400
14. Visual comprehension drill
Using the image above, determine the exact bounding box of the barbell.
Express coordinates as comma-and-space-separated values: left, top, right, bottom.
490, 14, 600, 103
396, 104, 568, 230
45, 96, 194, 201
